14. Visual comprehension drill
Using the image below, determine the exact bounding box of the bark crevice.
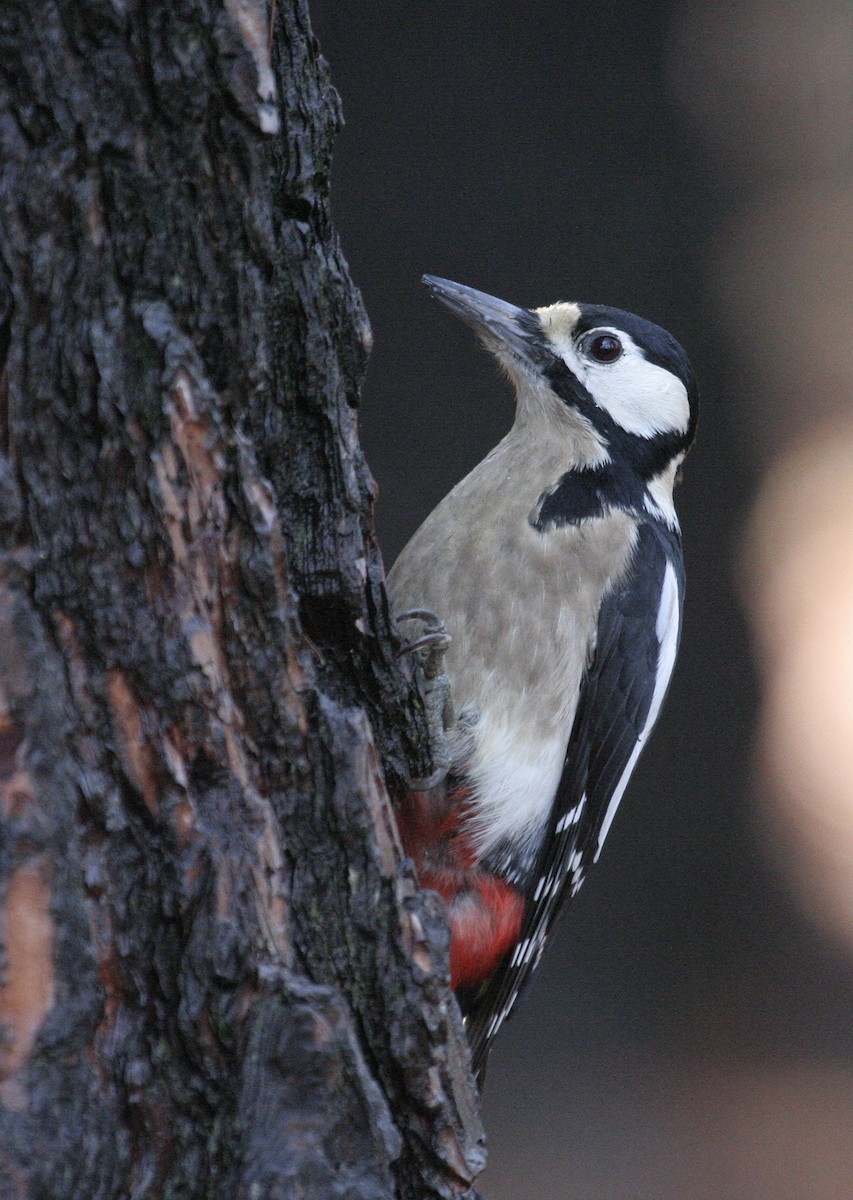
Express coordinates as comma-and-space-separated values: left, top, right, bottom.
0, 2, 486, 1197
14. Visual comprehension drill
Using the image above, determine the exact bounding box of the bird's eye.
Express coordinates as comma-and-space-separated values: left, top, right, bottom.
583, 332, 623, 363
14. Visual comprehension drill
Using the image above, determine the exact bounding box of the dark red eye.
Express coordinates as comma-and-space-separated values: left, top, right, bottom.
584, 332, 623, 363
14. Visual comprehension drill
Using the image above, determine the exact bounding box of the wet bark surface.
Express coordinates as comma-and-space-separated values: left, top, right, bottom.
0, 2, 485, 1196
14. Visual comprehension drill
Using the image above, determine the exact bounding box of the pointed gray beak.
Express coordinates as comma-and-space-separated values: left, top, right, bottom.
422, 276, 536, 358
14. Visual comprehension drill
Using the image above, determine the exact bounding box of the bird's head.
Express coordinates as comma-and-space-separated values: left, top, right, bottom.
422, 275, 698, 485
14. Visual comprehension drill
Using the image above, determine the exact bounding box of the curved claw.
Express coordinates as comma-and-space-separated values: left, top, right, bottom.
397, 607, 446, 630
401, 629, 452, 657
395, 608, 452, 674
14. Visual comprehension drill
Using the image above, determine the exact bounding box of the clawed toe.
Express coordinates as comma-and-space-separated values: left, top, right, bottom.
396, 609, 451, 671
395, 608, 454, 789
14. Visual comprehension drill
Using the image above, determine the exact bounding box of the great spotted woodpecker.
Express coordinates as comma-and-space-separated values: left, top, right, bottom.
389, 276, 698, 1082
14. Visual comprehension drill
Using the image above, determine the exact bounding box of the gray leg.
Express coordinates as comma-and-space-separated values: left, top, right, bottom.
397, 609, 453, 789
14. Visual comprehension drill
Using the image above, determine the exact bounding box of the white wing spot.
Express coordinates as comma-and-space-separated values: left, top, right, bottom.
487, 995, 518, 1043
522, 937, 540, 964
555, 792, 587, 834
510, 937, 530, 967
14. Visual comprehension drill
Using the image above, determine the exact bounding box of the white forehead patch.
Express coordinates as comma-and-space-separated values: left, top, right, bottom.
535, 311, 691, 440
535, 301, 582, 341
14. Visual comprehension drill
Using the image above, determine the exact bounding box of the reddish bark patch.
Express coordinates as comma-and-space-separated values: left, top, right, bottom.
0, 859, 55, 1082
106, 669, 160, 815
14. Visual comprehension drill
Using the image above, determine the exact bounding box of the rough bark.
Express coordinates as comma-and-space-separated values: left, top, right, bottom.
0, 2, 485, 1197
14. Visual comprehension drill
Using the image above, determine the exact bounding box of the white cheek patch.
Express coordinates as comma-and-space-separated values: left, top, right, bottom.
542, 325, 691, 440
588, 351, 690, 438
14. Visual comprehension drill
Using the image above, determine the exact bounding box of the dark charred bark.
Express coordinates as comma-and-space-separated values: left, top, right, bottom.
0, 2, 485, 1197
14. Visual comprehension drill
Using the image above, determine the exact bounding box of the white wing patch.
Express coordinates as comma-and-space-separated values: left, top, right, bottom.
593, 559, 681, 860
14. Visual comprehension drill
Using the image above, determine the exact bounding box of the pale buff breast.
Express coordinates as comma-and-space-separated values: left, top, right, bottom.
388, 425, 638, 859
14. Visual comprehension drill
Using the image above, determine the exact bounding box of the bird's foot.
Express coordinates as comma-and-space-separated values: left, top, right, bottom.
397, 609, 454, 789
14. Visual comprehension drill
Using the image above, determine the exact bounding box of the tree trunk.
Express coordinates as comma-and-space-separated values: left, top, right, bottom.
0, 2, 485, 1196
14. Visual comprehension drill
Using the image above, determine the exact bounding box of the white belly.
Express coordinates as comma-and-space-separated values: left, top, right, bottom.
462, 715, 570, 860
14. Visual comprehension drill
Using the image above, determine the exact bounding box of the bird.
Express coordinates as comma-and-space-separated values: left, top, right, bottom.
388, 275, 698, 1083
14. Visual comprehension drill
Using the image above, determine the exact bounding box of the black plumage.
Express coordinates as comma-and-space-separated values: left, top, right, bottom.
464, 518, 684, 1081
392, 277, 698, 1087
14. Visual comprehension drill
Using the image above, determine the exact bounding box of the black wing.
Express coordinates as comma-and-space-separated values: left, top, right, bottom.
464, 520, 684, 1081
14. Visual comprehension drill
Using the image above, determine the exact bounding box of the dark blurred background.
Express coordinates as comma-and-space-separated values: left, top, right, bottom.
309, 3, 853, 1196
